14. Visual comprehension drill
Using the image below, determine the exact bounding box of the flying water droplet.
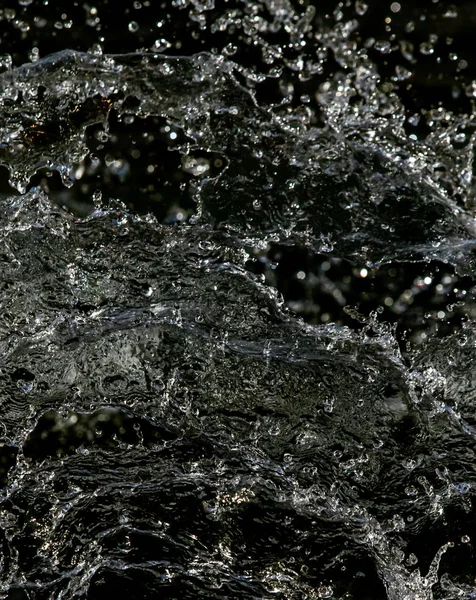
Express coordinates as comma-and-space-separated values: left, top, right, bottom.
355, 0, 368, 16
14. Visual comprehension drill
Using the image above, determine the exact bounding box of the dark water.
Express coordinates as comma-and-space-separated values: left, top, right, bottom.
1, 2, 476, 599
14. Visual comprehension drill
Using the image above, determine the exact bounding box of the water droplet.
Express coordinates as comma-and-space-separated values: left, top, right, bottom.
89, 43, 103, 56
375, 40, 392, 54
333, 5, 343, 21
0, 54, 12, 72
323, 396, 335, 413
355, 0, 368, 16
92, 190, 102, 206
94, 130, 109, 143
395, 65, 412, 80
128, 21, 139, 33
318, 586, 333, 599
420, 42, 435, 55
444, 5, 458, 18
28, 47, 40, 62
152, 38, 171, 52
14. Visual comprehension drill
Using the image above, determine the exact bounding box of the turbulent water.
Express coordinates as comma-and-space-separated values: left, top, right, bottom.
1, 1, 476, 599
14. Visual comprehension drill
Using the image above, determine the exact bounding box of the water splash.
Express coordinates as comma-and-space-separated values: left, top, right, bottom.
0, 2, 475, 599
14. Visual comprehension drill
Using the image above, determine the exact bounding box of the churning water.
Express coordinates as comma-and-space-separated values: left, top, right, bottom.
1, 1, 476, 598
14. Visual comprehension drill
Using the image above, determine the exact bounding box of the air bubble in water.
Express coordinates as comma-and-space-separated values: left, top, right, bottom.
128, 20, 139, 32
